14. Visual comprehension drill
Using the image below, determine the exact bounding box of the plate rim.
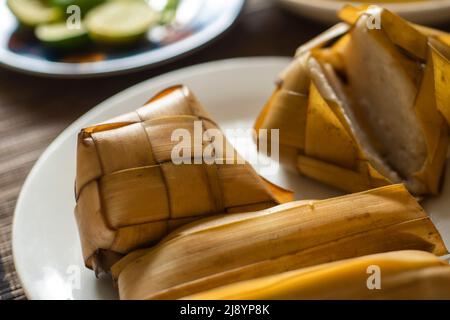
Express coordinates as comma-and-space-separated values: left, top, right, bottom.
11, 56, 291, 299
0, 0, 246, 78
278, 0, 450, 24
280, 0, 450, 11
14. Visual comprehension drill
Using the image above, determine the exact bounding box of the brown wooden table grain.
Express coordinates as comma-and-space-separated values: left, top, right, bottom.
0, 0, 449, 300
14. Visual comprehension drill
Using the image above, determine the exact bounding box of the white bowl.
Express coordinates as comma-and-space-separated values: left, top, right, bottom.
279, 0, 450, 25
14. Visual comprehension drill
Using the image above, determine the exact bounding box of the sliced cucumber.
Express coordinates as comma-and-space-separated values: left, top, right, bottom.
86, 1, 160, 45
50, 0, 105, 15
7, 0, 63, 27
35, 22, 89, 50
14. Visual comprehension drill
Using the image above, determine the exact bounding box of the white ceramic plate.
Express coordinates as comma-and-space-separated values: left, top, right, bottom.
13, 57, 450, 300
279, 0, 450, 24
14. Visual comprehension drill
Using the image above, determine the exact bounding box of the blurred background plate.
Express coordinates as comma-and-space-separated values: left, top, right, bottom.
279, 0, 450, 25
0, 0, 245, 77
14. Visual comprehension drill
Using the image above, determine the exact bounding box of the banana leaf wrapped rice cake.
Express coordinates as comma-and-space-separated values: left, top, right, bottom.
255, 5, 450, 196
111, 185, 448, 299
75, 85, 292, 273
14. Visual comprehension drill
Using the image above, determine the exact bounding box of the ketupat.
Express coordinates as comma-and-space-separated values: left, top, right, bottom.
75, 85, 292, 274
255, 5, 450, 196
111, 184, 448, 300
186, 251, 450, 300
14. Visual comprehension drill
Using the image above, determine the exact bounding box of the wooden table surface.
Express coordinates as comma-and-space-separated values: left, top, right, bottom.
0, 0, 449, 300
